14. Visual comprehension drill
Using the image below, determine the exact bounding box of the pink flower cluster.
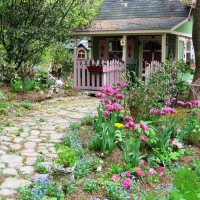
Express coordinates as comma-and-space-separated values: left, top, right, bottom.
111, 169, 132, 191
150, 108, 159, 115
121, 178, 132, 190
140, 123, 150, 131
136, 167, 143, 176
96, 85, 126, 116
111, 174, 120, 182
160, 107, 177, 115
156, 166, 164, 176
139, 160, 165, 176
177, 100, 198, 108
104, 103, 122, 112
124, 121, 137, 130
171, 139, 183, 149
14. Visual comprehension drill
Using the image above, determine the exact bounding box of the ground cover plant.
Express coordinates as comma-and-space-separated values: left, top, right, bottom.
16, 81, 200, 200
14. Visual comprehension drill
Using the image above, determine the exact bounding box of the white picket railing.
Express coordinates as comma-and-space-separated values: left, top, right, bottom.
144, 60, 163, 80
75, 59, 125, 90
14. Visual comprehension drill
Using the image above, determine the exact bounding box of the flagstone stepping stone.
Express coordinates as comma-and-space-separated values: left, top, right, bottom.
25, 157, 37, 165
20, 149, 38, 157
8, 163, 24, 169
19, 166, 34, 174
0, 189, 17, 196
24, 141, 37, 149
0, 178, 31, 190
0, 155, 23, 164
0, 150, 6, 155
13, 137, 23, 143
0, 136, 12, 142
50, 133, 63, 140
9, 144, 21, 150
0, 163, 6, 169
2, 168, 18, 176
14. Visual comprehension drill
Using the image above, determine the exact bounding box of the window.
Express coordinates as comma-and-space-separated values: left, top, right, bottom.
108, 39, 122, 60
186, 40, 191, 61
78, 49, 86, 59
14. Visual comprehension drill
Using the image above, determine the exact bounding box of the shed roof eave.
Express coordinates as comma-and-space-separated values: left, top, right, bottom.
72, 29, 171, 36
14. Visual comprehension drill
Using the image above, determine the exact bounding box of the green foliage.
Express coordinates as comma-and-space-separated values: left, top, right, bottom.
21, 100, 31, 109
63, 180, 77, 194
23, 76, 35, 92
35, 165, 47, 174
10, 77, 23, 92
122, 139, 143, 167
62, 136, 71, 147
105, 182, 130, 200
74, 157, 100, 179
69, 122, 81, 131
81, 115, 94, 126
93, 105, 120, 153
170, 166, 200, 200
181, 112, 200, 144
53, 145, 78, 168
83, 179, 98, 193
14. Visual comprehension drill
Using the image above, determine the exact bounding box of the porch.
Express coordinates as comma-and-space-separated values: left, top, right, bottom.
73, 34, 178, 90
74, 59, 125, 90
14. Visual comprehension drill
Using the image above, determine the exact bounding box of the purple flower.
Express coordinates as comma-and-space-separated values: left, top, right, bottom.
121, 178, 132, 190
116, 93, 124, 99
140, 134, 147, 142
105, 104, 114, 112
102, 111, 110, 116
185, 101, 192, 108
165, 100, 172, 107
140, 124, 149, 131
177, 101, 186, 106
170, 97, 176, 103
95, 93, 104, 98
125, 170, 131, 177
150, 108, 159, 115
123, 116, 133, 122
113, 103, 122, 111
100, 98, 110, 104
110, 97, 117, 103
191, 100, 198, 108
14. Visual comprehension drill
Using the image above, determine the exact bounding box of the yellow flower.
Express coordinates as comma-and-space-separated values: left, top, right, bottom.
115, 123, 123, 128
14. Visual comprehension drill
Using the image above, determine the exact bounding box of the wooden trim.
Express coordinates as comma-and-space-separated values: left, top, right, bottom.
161, 33, 167, 62
73, 37, 78, 87
73, 30, 169, 36
171, 18, 189, 31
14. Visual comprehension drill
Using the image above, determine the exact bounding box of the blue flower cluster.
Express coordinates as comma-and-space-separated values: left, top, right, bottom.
18, 176, 64, 200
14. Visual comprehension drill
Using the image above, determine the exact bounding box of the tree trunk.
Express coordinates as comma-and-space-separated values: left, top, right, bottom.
188, 0, 200, 100
192, 0, 200, 81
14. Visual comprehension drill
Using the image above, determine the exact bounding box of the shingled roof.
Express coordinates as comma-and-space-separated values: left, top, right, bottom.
77, 0, 190, 33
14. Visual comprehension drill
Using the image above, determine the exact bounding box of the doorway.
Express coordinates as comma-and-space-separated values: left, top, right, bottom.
141, 39, 161, 80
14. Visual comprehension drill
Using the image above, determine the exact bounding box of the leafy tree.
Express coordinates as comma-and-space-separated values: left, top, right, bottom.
0, 0, 102, 74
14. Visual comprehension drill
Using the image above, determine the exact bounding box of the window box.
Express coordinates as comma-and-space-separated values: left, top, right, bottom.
87, 66, 103, 73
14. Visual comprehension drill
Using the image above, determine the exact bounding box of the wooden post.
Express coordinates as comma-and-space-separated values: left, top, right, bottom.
161, 33, 166, 63
175, 35, 179, 61
73, 37, 78, 87
122, 35, 127, 69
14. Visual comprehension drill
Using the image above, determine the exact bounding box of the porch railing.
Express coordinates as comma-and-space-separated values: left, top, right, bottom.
75, 59, 125, 90
144, 60, 163, 80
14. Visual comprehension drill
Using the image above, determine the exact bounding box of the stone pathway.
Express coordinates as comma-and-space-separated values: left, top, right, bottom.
0, 95, 98, 199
